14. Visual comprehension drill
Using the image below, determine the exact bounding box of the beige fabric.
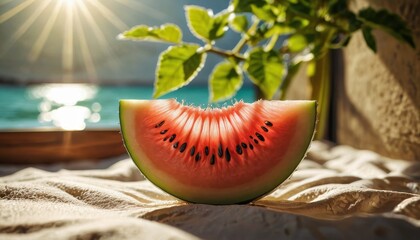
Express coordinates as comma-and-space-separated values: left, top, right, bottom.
1, 141, 419, 239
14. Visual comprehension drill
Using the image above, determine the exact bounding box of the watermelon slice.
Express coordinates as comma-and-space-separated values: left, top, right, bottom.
119, 99, 316, 204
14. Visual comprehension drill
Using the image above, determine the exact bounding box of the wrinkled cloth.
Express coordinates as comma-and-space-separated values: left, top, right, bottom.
1, 141, 419, 239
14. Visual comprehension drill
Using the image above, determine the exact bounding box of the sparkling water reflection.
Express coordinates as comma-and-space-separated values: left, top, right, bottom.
30, 84, 99, 130
0, 84, 256, 130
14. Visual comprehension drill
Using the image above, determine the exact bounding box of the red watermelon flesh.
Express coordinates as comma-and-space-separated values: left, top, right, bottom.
119, 99, 316, 204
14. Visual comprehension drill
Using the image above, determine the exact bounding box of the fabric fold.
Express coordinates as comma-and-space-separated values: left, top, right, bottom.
1, 141, 419, 239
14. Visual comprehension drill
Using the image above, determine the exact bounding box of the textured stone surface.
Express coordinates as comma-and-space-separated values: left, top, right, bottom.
336, 0, 420, 161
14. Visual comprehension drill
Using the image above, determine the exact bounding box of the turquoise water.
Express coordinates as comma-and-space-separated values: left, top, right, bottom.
0, 84, 256, 130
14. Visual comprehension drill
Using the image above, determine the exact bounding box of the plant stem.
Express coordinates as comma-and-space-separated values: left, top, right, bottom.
279, 62, 301, 100
284, 2, 348, 34
264, 35, 279, 51
207, 47, 246, 61
232, 37, 248, 54
232, 18, 260, 54
310, 51, 331, 139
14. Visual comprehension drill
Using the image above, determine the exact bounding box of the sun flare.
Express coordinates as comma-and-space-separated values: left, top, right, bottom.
0, 0, 156, 82
60, 0, 77, 7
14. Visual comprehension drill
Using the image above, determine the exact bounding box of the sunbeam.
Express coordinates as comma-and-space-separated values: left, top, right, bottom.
29, 0, 63, 62
0, 0, 15, 7
0, 0, 35, 24
87, 0, 128, 31
76, 0, 118, 70
12, 0, 51, 41
63, 0, 74, 80
1, 0, 166, 83
0, 0, 51, 57
114, 0, 166, 20
74, 9, 97, 82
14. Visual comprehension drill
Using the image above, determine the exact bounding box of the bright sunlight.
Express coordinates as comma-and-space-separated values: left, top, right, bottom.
30, 84, 100, 130
0, 0, 161, 82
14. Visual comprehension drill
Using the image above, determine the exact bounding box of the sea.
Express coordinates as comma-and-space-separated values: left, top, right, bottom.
0, 84, 256, 130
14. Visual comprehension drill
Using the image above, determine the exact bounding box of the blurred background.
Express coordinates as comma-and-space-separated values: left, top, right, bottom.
1, 0, 418, 162
0, 0, 255, 131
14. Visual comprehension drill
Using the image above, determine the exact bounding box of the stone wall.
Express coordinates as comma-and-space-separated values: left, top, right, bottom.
335, 0, 420, 160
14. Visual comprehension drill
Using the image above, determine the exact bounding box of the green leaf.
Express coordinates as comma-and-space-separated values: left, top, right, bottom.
288, 34, 307, 52
230, 14, 248, 33
362, 26, 376, 53
244, 47, 284, 99
154, 44, 206, 98
185, 5, 229, 42
358, 7, 415, 48
306, 61, 315, 77
288, 17, 310, 29
288, 2, 312, 16
342, 35, 352, 47
251, 4, 276, 22
328, 0, 348, 15
334, 11, 363, 33
231, 0, 265, 13
185, 6, 213, 41
209, 61, 243, 102
210, 11, 230, 40
264, 23, 294, 37
119, 24, 182, 43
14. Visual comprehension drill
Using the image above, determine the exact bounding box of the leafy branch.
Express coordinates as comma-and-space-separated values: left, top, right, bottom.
119, 0, 415, 103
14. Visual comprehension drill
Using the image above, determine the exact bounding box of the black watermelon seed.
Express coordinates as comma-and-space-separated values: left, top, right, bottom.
264, 120, 273, 127
160, 129, 168, 134
261, 126, 268, 132
255, 132, 265, 141
190, 146, 196, 156
205, 146, 210, 156
163, 137, 168, 141
236, 145, 243, 155
195, 152, 201, 161
249, 135, 253, 139
179, 143, 187, 153
249, 144, 254, 150
241, 142, 247, 149
155, 120, 165, 128
225, 148, 231, 162
169, 134, 176, 142
173, 142, 179, 148
210, 154, 216, 165
218, 144, 223, 158
254, 139, 259, 144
